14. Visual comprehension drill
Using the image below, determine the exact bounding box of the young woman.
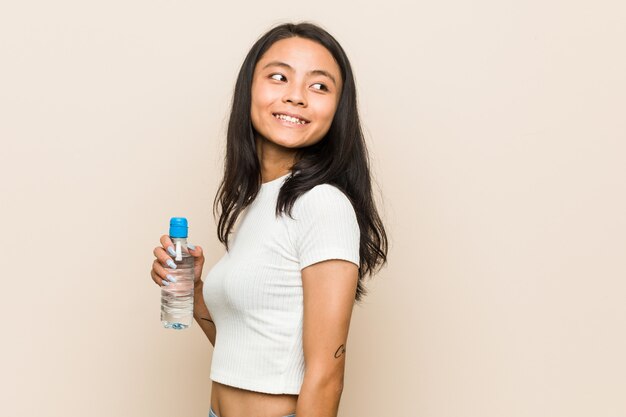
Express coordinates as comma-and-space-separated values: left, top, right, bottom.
151, 22, 388, 417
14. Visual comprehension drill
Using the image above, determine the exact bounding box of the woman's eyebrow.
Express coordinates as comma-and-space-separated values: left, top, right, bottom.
262, 61, 337, 86
309, 69, 337, 87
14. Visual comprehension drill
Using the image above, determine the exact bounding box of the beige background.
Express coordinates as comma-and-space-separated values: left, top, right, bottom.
1, 1, 625, 416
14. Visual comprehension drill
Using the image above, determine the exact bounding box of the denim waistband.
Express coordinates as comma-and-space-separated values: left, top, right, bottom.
210, 406, 295, 417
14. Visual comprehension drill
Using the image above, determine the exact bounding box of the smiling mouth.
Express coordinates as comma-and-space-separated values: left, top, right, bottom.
272, 113, 310, 125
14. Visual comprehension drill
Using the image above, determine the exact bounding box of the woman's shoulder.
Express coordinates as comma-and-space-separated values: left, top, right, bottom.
296, 183, 353, 208
285, 182, 361, 269
291, 183, 356, 221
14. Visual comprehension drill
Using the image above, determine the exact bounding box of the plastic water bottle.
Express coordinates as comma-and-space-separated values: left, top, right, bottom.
161, 217, 195, 330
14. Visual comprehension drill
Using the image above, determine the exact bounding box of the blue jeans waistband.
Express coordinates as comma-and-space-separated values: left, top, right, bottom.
210, 406, 295, 417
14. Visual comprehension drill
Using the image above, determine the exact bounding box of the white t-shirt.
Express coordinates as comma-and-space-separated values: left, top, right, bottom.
203, 172, 360, 394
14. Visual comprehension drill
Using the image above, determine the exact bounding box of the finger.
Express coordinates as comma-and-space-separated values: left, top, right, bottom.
160, 234, 176, 257
151, 268, 174, 287
187, 245, 205, 270
153, 246, 177, 270
187, 244, 204, 258
151, 267, 167, 287
152, 259, 177, 285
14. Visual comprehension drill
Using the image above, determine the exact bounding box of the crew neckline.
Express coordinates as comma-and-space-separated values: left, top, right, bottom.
261, 172, 291, 187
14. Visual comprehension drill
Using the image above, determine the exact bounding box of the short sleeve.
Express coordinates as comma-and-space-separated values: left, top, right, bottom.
290, 184, 360, 270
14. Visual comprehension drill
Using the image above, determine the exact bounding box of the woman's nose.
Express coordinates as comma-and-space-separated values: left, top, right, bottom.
282, 83, 307, 107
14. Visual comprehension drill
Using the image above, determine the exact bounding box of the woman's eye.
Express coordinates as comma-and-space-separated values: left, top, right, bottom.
311, 83, 328, 91
270, 74, 286, 81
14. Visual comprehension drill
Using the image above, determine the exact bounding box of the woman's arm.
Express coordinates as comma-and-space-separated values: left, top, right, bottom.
295, 259, 359, 417
193, 281, 216, 347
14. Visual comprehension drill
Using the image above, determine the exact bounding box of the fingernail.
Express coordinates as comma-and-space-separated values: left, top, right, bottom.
162, 280, 170, 286
166, 274, 177, 283
166, 259, 177, 269
167, 246, 176, 257
187, 243, 196, 250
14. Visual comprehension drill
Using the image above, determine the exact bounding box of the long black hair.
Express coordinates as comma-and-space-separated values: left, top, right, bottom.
213, 22, 388, 302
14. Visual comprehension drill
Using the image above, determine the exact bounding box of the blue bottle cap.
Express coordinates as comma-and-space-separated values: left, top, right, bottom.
169, 217, 188, 238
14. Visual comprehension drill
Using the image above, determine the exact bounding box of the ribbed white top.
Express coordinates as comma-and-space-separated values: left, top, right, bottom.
202, 173, 360, 394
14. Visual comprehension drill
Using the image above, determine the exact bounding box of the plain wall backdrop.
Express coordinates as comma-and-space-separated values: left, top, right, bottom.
1, 1, 625, 416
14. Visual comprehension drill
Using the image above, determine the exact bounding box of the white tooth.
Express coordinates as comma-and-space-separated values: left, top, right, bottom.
275, 114, 306, 124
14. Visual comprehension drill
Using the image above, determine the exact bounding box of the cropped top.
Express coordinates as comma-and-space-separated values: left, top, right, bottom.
202, 172, 360, 394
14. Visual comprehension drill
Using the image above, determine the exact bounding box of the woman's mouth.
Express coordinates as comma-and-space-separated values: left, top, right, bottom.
272, 113, 310, 125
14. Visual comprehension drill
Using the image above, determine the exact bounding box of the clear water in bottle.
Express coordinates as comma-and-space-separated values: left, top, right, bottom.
161, 217, 195, 330
161, 248, 194, 329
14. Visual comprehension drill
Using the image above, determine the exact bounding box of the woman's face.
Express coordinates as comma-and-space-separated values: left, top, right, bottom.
250, 37, 342, 152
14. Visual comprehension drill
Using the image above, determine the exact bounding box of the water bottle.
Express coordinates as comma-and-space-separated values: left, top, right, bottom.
161, 217, 195, 330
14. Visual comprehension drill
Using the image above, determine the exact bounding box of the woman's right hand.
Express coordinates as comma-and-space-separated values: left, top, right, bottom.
151, 235, 205, 288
